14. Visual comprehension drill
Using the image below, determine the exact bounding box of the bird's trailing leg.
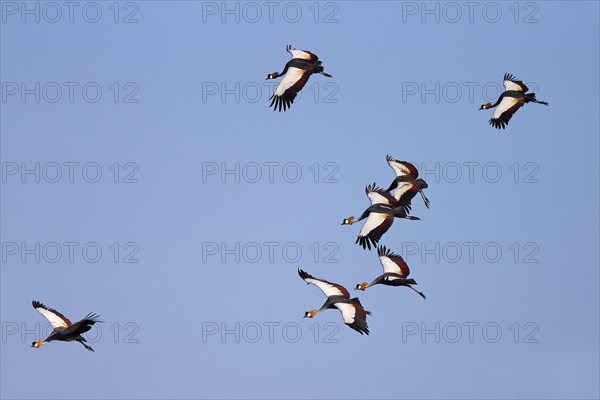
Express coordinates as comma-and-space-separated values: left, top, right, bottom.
78, 339, 94, 352
419, 189, 431, 208
407, 285, 426, 300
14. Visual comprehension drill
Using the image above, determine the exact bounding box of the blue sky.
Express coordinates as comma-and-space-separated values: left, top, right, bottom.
1, 1, 599, 399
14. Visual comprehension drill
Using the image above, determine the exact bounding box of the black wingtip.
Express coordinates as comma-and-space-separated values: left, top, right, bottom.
83, 313, 104, 324
298, 268, 312, 281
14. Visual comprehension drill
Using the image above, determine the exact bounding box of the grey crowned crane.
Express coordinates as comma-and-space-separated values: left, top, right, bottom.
356, 245, 426, 299
385, 155, 430, 211
342, 183, 420, 251
31, 300, 103, 352
298, 269, 371, 335
480, 73, 549, 129
266, 45, 333, 112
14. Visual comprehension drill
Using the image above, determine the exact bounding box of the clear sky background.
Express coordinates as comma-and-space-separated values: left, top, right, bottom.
1, 1, 599, 399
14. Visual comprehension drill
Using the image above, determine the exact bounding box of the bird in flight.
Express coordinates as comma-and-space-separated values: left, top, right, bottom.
342, 183, 420, 250
385, 155, 430, 211
356, 245, 426, 299
298, 269, 371, 335
480, 73, 549, 129
266, 45, 332, 112
31, 300, 103, 352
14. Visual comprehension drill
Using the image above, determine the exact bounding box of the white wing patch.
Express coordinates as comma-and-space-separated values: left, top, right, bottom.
388, 160, 410, 178
367, 190, 392, 206
379, 256, 403, 275
359, 212, 388, 239
289, 49, 312, 60
304, 278, 345, 298
392, 182, 412, 201
35, 307, 69, 328
335, 303, 356, 324
274, 67, 305, 96
503, 79, 526, 92
385, 275, 403, 281
492, 96, 519, 120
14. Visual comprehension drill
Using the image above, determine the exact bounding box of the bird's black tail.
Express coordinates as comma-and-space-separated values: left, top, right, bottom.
312, 63, 333, 77
350, 297, 372, 315
526, 93, 549, 106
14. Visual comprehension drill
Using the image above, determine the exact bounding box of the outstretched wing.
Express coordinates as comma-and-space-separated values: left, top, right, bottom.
357, 211, 394, 250
287, 45, 319, 62
298, 269, 350, 298
503, 73, 528, 92
63, 312, 103, 336
391, 181, 422, 212
32, 300, 71, 328
378, 245, 410, 277
386, 155, 419, 180
366, 183, 397, 207
269, 68, 311, 112
335, 299, 370, 335
489, 96, 525, 129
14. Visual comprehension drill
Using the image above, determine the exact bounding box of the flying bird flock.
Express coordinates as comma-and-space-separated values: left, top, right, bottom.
300, 155, 430, 335
271, 45, 549, 335
268, 45, 548, 129
28, 45, 551, 351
